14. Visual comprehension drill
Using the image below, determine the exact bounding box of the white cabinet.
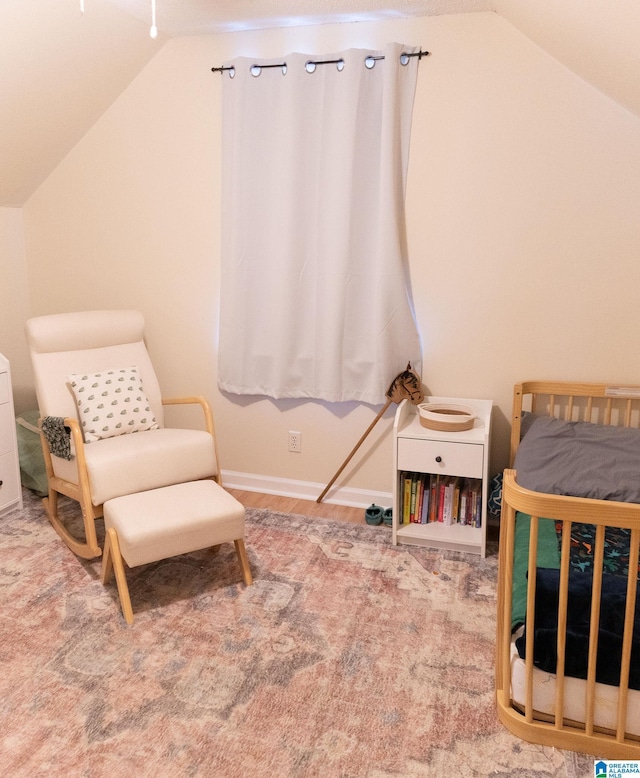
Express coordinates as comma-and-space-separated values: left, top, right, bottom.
0, 354, 23, 516
392, 396, 492, 557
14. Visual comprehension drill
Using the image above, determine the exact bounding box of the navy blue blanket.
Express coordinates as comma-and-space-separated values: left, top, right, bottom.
516, 568, 640, 690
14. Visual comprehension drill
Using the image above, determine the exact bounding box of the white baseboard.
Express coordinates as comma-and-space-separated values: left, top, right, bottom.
221, 470, 392, 510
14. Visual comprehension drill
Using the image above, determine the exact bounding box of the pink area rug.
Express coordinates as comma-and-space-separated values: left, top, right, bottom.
0, 489, 592, 777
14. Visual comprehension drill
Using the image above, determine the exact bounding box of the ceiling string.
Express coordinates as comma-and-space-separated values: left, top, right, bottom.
150, 0, 158, 38
79, 0, 159, 38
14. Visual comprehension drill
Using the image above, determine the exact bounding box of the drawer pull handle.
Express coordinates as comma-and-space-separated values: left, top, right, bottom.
435, 456, 442, 463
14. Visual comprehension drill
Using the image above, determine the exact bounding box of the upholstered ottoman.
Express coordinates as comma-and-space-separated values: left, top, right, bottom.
101, 479, 252, 624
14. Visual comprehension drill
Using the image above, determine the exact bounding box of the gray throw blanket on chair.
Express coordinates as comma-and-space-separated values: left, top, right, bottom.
41, 416, 72, 460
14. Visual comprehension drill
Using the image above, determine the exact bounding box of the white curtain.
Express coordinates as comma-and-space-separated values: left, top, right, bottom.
218, 43, 421, 405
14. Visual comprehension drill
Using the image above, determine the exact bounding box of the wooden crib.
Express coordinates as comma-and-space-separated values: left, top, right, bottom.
496, 381, 640, 758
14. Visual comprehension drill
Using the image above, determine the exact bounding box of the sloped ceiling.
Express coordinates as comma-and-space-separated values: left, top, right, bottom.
0, 0, 164, 207
2, 0, 639, 207
494, 0, 640, 125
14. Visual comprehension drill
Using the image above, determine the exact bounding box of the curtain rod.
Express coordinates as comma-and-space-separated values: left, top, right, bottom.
211, 48, 429, 75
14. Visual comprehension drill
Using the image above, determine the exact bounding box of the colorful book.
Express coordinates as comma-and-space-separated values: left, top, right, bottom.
402, 473, 412, 524
420, 475, 429, 524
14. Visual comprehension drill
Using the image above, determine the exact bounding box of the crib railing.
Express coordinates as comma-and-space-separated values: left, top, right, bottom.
496, 469, 640, 757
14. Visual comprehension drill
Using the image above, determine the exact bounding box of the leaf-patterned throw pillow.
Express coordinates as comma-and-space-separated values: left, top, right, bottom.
67, 366, 158, 443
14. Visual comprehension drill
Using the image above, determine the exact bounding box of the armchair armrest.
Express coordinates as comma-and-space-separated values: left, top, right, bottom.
63, 416, 93, 495
63, 416, 84, 444
38, 415, 93, 503
162, 396, 215, 437
161, 396, 221, 486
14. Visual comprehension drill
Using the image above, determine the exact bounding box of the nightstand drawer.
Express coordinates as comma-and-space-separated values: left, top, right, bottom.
397, 437, 483, 478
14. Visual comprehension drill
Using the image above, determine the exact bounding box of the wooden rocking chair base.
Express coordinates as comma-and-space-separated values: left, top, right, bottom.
42, 494, 102, 560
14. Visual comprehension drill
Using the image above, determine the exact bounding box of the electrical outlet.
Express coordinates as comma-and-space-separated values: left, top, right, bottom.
288, 430, 301, 453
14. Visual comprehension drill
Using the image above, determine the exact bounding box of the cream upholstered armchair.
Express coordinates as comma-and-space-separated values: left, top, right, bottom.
26, 310, 220, 559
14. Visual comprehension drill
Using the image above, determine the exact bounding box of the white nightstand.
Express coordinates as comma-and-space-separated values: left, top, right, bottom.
392, 396, 492, 557
0, 354, 23, 516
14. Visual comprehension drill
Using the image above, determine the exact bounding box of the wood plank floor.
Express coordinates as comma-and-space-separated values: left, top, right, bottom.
32, 480, 495, 545
229, 489, 499, 542
227, 489, 368, 525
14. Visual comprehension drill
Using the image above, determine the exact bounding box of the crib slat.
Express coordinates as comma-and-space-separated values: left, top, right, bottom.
524, 515, 540, 723
585, 524, 606, 736
566, 396, 574, 421
604, 398, 613, 425
616, 529, 640, 741
554, 520, 572, 729
499, 503, 517, 700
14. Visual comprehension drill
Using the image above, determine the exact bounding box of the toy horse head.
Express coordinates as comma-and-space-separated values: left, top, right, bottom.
386, 362, 424, 405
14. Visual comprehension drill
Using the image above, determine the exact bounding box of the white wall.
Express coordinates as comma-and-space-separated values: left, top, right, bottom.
0, 0, 164, 207
494, 0, 640, 118
20, 12, 640, 503
0, 207, 31, 411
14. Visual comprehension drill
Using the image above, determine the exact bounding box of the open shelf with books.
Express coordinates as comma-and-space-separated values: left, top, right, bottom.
392, 396, 492, 557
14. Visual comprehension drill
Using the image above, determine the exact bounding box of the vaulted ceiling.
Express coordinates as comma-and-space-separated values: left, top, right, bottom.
2, 0, 639, 207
